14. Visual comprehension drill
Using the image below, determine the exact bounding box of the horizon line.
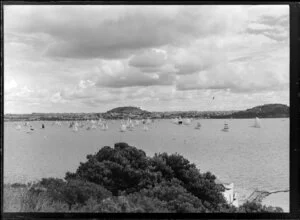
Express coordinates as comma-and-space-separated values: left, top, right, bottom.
4, 103, 289, 115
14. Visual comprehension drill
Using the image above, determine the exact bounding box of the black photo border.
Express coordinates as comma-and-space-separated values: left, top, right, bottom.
1, 1, 299, 219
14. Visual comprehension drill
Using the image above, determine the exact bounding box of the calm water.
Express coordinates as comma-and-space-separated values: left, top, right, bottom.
4, 118, 289, 211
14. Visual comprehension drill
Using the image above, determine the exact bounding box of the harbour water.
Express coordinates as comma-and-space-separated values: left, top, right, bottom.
4, 118, 289, 211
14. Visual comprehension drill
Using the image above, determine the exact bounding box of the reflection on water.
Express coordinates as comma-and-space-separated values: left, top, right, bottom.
4, 118, 289, 211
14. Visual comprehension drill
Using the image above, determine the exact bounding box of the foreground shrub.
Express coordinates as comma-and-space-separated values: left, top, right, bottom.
4, 185, 68, 212
33, 178, 112, 210
65, 142, 226, 211
151, 153, 226, 210
130, 179, 207, 212
238, 201, 284, 213
66, 143, 161, 195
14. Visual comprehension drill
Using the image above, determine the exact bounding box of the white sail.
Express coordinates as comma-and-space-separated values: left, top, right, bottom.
183, 118, 192, 125
101, 123, 108, 131
120, 124, 127, 132
146, 118, 152, 124
73, 126, 78, 132
172, 118, 179, 124
254, 117, 261, 128
143, 125, 149, 131
195, 122, 201, 129
16, 125, 22, 130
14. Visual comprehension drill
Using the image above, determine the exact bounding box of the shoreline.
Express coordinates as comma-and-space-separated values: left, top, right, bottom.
4, 116, 290, 122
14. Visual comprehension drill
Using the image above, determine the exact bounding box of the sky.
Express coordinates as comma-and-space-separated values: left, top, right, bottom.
4, 5, 289, 113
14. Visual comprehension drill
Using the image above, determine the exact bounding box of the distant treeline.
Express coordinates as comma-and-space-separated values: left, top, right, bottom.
4, 104, 289, 121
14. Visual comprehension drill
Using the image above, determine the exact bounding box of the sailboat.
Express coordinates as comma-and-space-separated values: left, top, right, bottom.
195, 122, 201, 129
72, 126, 79, 132
172, 118, 179, 124
26, 126, 35, 133
143, 125, 149, 131
101, 123, 108, 131
254, 117, 261, 128
222, 123, 229, 132
178, 116, 183, 125
120, 124, 127, 132
145, 119, 151, 125
127, 120, 134, 131
183, 118, 192, 125
16, 125, 22, 130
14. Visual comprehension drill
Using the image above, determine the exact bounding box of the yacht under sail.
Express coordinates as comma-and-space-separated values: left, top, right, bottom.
72, 126, 79, 132
101, 123, 108, 131
16, 125, 22, 130
184, 118, 192, 125
143, 125, 149, 131
254, 117, 261, 128
120, 124, 127, 132
195, 122, 201, 129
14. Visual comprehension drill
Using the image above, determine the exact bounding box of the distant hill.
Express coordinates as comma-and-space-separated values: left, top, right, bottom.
106, 106, 149, 114
4, 104, 289, 121
227, 104, 289, 118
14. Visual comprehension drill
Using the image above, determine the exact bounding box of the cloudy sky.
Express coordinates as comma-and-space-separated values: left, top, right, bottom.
4, 5, 289, 113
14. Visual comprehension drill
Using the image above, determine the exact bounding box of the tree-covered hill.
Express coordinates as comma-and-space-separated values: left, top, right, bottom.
214, 104, 289, 118
106, 106, 149, 114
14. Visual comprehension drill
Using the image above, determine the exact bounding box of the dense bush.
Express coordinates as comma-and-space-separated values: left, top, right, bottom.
151, 153, 226, 210
65, 142, 226, 210
238, 201, 284, 213
66, 143, 161, 195
130, 179, 207, 212
33, 178, 111, 210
